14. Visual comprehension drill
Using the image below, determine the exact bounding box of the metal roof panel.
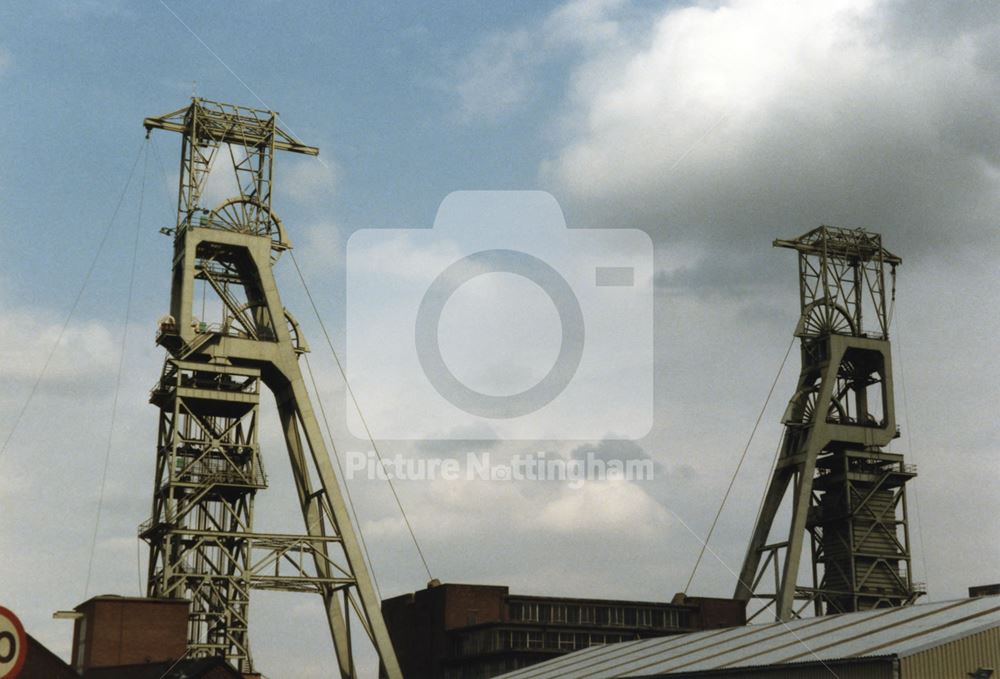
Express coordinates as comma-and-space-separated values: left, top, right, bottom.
493, 596, 1000, 679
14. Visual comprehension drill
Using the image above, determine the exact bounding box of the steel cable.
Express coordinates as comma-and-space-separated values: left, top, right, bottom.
0, 140, 146, 470
289, 251, 434, 583
84, 142, 149, 597
683, 333, 795, 594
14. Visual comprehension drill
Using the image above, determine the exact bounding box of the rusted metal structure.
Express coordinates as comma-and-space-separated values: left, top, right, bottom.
735, 226, 922, 621
139, 98, 402, 678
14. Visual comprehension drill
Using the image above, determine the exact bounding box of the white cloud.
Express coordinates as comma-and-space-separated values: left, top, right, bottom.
451, 0, 633, 123
546, 0, 877, 190
293, 219, 342, 273
538, 478, 672, 535
279, 157, 339, 207
0, 308, 116, 382
454, 29, 542, 122
203, 144, 259, 209
542, 0, 1000, 256
544, 0, 629, 49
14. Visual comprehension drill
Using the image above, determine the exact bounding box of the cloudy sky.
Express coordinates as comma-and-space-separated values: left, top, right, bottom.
1, 1, 999, 676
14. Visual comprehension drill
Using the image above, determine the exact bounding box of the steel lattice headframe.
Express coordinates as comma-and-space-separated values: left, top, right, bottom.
736, 225, 922, 622
140, 98, 402, 678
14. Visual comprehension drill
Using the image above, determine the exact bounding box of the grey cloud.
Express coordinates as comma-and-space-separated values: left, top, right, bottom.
543, 0, 1000, 289
571, 437, 650, 462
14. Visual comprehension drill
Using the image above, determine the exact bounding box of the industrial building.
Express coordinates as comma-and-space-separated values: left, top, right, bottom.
381, 583, 745, 679
14, 596, 250, 679
68, 596, 189, 674
494, 594, 1000, 679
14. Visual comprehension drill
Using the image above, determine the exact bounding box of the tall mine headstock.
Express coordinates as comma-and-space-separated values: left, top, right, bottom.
736, 225, 921, 621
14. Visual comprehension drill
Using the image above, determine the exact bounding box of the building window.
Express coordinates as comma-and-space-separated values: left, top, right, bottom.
551, 605, 568, 623
509, 631, 527, 649
509, 602, 540, 622
527, 631, 543, 649
608, 607, 625, 626
638, 608, 653, 627
558, 632, 576, 650
579, 606, 596, 624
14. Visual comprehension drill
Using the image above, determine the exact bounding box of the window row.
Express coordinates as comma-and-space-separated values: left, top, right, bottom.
453, 629, 644, 657
507, 602, 683, 629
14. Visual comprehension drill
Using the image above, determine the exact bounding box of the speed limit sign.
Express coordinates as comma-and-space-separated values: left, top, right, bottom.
0, 607, 27, 678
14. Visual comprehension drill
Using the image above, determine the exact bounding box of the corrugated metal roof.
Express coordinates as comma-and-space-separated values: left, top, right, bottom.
493, 595, 1000, 678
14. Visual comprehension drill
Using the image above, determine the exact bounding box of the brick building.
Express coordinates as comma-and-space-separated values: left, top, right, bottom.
70, 596, 190, 674
382, 583, 745, 679
11, 596, 247, 678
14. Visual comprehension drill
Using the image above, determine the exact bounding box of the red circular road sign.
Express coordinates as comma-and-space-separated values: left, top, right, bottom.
0, 607, 27, 679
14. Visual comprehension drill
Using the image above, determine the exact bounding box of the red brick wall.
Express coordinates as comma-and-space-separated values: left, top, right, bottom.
439, 584, 507, 630
684, 596, 746, 629
72, 597, 189, 672
382, 584, 510, 677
